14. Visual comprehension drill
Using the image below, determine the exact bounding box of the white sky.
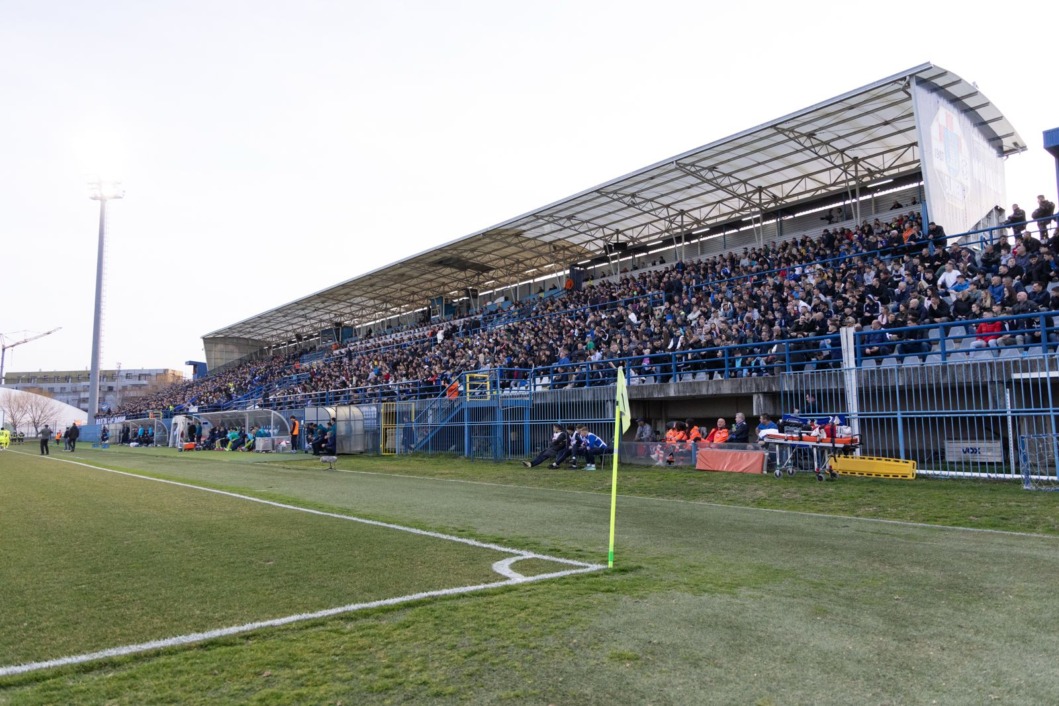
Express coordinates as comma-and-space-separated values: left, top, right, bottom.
1, 0, 1055, 376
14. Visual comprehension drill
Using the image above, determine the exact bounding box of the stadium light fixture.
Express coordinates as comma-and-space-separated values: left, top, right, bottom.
87, 179, 124, 422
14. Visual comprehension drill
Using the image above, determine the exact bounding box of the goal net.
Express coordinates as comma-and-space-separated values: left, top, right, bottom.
1018, 433, 1059, 491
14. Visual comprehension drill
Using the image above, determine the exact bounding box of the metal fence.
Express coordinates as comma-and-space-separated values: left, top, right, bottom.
777, 355, 1059, 478
348, 345, 1059, 481
362, 383, 615, 462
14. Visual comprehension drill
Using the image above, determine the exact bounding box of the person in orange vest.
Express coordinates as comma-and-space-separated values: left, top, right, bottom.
289, 415, 300, 453
659, 422, 688, 466
704, 418, 729, 443
664, 422, 688, 443
686, 419, 703, 442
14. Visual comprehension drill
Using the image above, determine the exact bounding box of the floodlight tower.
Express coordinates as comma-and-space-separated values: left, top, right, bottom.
87, 179, 124, 421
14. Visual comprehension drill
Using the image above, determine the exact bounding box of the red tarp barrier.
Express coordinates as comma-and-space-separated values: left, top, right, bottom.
695, 447, 767, 474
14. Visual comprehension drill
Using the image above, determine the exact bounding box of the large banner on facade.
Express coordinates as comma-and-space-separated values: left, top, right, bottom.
912, 77, 1006, 236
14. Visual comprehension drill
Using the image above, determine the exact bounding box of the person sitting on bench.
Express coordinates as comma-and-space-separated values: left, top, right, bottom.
523, 424, 569, 468
574, 424, 608, 470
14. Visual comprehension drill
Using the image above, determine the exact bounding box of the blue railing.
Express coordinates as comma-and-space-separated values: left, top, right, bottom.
852, 312, 1059, 366
147, 311, 1059, 419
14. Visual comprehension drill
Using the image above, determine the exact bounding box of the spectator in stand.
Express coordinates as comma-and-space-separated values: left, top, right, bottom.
936, 262, 961, 293
951, 289, 975, 320
1008, 291, 1042, 347
1032, 195, 1055, 237
988, 274, 1005, 304
969, 310, 1009, 350
924, 293, 952, 324
1005, 203, 1028, 235
862, 319, 894, 359
1023, 252, 1049, 287
895, 313, 931, 359
927, 221, 947, 251
1028, 280, 1051, 308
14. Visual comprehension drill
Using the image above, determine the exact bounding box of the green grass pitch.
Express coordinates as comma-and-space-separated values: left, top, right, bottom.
1, 445, 1058, 704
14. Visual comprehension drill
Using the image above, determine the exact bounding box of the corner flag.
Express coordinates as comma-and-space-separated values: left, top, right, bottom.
608, 367, 631, 568
616, 367, 631, 434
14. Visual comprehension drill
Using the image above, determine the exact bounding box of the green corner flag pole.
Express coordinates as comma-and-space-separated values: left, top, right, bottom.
608, 368, 631, 568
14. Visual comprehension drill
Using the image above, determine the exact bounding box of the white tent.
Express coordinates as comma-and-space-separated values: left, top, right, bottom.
0, 387, 88, 435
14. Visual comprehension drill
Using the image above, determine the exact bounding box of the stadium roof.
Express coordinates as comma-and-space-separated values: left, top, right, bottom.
205, 62, 1024, 348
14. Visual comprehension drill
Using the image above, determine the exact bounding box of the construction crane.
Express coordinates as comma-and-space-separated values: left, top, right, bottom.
1, 327, 61, 386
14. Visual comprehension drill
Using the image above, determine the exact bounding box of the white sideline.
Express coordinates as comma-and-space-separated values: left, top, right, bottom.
1, 452, 605, 677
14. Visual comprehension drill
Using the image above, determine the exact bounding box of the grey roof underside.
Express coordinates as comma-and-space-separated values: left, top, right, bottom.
204, 63, 1023, 344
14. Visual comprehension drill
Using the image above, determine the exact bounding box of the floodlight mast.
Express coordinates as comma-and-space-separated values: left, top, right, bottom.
87, 180, 124, 421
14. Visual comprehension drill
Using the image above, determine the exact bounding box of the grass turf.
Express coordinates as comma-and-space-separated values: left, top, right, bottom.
2, 446, 1058, 704
0, 453, 541, 667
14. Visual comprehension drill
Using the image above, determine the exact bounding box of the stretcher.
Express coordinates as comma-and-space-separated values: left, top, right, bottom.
759, 433, 860, 481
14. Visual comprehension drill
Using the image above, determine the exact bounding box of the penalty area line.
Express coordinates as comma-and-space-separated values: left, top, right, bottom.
0, 563, 601, 678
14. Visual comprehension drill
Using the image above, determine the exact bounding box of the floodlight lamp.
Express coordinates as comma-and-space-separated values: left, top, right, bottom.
88, 180, 125, 201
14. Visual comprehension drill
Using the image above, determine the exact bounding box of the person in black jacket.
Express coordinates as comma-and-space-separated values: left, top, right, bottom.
1005, 203, 1027, 235
67, 422, 80, 452
523, 424, 569, 468
896, 313, 931, 359
1032, 195, 1055, 237
727, 412, 750, 443
1008, 291, 1042, 347
927, 222, 947, 251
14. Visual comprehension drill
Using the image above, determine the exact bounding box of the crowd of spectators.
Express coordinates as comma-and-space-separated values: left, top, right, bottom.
116, 196, 1059, 415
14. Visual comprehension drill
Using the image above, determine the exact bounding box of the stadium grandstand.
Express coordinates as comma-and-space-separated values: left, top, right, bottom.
96, 63, 1059, 482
